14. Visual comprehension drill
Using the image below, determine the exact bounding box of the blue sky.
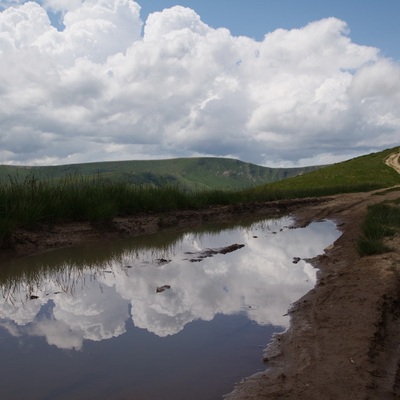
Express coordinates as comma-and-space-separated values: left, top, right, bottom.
0, 0, 399, 167
139, 0, 400, 60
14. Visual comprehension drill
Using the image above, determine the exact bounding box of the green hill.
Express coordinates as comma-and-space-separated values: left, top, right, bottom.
250, 147, 400, 199
0, 157, 319, 191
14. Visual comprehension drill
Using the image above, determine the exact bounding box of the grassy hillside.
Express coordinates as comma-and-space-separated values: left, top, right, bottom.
248, 147, 400, 199
0, 147, 399, 248
0, 157, 319, 191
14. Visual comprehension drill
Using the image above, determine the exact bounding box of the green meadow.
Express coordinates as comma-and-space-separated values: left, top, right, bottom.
0, 147, 399, 249
246, 147, 400, 200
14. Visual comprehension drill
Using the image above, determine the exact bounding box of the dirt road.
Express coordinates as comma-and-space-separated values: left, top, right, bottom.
386, 152, 400, 174
225, 189, 400, 399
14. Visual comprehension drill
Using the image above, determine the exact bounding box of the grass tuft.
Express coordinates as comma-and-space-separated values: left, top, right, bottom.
357, 202, 400, 256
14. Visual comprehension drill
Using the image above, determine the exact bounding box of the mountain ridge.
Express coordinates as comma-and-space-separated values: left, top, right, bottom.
0, 157, 321, 190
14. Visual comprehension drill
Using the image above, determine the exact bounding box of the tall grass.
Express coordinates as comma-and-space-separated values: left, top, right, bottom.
0, 174, 247, 247
357, 202, 400, 256
0, 172, 395, 249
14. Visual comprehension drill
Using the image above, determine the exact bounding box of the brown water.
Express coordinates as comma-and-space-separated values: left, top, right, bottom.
0, 216, 340, 400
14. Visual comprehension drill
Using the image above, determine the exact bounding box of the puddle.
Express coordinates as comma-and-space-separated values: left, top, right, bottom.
0, 216, 340, 400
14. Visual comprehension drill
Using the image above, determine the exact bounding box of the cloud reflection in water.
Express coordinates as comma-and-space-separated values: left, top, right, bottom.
0, 217, 340, 349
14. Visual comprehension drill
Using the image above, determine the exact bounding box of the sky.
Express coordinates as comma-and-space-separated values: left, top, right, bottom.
0, 1, 399, 167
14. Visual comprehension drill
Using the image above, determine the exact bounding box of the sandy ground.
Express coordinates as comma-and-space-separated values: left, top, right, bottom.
2, 154, 400, 400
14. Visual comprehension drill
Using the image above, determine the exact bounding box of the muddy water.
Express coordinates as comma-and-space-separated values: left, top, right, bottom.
0, 217, 340, 400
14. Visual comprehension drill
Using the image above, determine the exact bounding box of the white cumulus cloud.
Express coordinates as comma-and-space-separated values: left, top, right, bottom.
0, 1, 399, 166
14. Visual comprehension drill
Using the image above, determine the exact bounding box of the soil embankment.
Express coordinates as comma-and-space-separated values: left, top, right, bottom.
2, 197, 325, 259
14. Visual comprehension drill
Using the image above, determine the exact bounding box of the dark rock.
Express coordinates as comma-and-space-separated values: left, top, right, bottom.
219, 243, 245, 254
185, 243, 245, 262
156, 258, 171, 265
156, 285, 171, 293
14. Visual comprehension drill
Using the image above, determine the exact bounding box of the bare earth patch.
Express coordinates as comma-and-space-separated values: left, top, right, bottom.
386, 153, 400, 174
2, 188, 400, 400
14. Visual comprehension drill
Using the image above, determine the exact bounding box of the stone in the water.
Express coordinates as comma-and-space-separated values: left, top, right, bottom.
156, 285, 171, 293
184, 243, 245, 262
156, 258, 171, 266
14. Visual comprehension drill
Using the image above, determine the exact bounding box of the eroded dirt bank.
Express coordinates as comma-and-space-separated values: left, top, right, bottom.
2, 188, 400, 399
226, 188, 400, 400
2, 197, 325, 259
